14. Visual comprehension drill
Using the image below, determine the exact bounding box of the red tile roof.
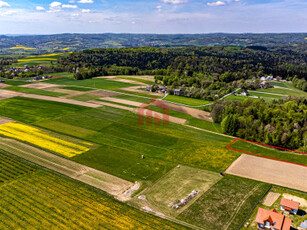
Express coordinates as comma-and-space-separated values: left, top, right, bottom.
255, 208, 292, 230
280, 198, 300, 210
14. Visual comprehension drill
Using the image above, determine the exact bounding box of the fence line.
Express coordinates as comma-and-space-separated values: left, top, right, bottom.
236, 184, 272, 230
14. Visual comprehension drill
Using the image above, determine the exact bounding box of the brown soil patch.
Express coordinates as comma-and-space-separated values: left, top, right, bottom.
0, 89, 21, 99
89, 100, 186, 125
20, 83, 62, 90
0, 138, 134, 198
120, 86, 162, 96
101, 97, 143, 107
0, 83, 9, 88
88, 100, 135, 111
89, 90, 120, 97
153, 100, 212, 122
226, 154, 307, 192
47, 88, 98, 98
0, 117, 13, 125
263, 192, 280, 206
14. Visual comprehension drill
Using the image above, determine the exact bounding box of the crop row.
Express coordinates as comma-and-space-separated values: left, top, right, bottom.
0, 152, 36, 184
0, 171, 184, 229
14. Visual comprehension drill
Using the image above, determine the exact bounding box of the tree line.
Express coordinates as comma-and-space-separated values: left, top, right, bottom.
211, 98, 307, 150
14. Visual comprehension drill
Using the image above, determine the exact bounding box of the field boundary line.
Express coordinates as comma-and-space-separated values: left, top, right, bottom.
236, 185, 272, 230
226, 138, 307, 168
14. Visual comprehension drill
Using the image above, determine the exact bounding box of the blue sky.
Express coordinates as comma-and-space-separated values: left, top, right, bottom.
0, 0, 306, 34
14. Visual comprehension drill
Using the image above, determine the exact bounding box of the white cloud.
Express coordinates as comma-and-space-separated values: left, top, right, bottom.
36, 6, 45, 11
69, 0, 75, 2
62, 4, 78, 8
50, 1, 62, 8
161, 0, 188, 4
157, 5, 162, 12
78, 0, 94, 3
207, 1, 226, 6
82, 9, 91, 13
0, 1, 10, 8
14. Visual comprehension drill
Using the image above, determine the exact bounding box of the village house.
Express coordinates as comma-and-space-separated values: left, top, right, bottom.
174, 89, 184, 96
255, 208, 292, 230
241, 89, 249, 97
280, 198, 300, 215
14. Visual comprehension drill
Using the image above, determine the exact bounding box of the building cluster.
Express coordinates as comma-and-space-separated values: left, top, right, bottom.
168, 190, 200, 209
33, 75, 52, 81
255, 198, 302, 230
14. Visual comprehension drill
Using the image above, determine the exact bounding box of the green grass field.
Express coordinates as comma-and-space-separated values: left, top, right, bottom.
135, 166, 222, 217
164, 95, 212, 106
115, 76, 155, 85
0, 97, 87, 123
46, 77, 137, 91
244, 186, 307, 229
178, 175, 270, 230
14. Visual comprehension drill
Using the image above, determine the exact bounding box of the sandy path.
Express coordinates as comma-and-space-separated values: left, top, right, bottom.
100, 97, 143, 107
153, 100, 213, 122
226, 154, 307, 192
0, 138, 133, 198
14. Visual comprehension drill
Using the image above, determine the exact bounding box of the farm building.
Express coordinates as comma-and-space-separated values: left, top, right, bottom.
174, 89, 184, 96
241, 89, 249, 97
280, 198, 300, 215
255, 208, 292, 230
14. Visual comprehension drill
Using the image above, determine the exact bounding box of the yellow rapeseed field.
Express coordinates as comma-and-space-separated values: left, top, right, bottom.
10, 46, 36, 50
0, 122, 91, 157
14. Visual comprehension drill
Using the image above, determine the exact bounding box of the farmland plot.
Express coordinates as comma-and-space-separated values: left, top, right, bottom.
0, 171, 186, 229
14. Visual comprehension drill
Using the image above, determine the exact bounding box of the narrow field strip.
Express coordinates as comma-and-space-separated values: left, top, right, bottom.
0, 138, 134, 197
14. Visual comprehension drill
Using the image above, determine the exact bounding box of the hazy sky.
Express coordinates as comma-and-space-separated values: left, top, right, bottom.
0, 0, 306, 34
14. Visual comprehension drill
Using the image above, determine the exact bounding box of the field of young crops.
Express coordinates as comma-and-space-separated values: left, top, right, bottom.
0, 170, 185, 229
0, 151, 36, 184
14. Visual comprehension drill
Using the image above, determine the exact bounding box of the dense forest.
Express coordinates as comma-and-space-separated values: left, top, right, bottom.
211, 98, 307, 150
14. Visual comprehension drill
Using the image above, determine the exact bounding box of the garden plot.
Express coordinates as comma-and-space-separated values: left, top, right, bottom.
134, 165, 221, 217
226, 154, 307, 192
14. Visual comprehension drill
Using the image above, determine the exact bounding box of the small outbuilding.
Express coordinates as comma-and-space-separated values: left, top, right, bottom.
280, 198, 300, 215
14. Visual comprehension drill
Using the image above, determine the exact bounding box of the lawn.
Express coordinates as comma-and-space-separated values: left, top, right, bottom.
243, 186, 307, 229
134, 166, 222, 217
62, 86, 94, 91
5, 86, 66, 97
178, 175, 270, 230
248, 91, 284, 101
46, 77, 138, 91
229, 139, 307, 166
163, 95, 212, 106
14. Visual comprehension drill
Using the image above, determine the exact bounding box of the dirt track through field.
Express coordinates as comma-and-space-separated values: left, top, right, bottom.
100, 97, 143, 107
0, 138, 133, 199
88, 100, 187, 125
0, 117, 13, 125
153, 100, 213, 122
226, 154, 307, 192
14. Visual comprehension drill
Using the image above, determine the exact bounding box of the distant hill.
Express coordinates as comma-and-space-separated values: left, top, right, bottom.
0, 33, 306, 53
